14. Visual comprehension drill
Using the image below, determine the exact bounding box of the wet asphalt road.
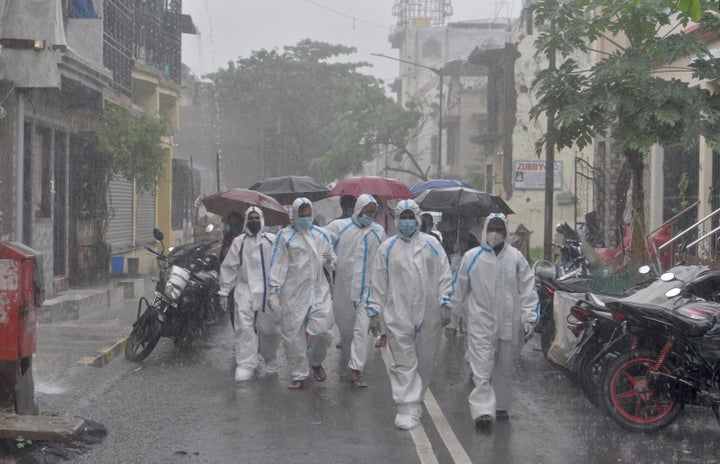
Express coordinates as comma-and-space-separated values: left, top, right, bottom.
7, 308, 720, 464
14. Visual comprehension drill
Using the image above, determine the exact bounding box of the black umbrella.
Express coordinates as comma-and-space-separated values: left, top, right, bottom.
414, 187, 514, 217
249, 175, 330, 205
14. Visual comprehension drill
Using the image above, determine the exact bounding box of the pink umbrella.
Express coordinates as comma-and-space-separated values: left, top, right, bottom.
328, 176, 413, 200
201, 188, 290, 226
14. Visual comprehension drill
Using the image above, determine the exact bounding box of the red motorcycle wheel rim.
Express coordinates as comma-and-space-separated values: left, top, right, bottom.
609, 357, 676, 424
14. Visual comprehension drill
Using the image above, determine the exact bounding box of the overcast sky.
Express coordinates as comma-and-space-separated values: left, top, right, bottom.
181, 0, 524, 83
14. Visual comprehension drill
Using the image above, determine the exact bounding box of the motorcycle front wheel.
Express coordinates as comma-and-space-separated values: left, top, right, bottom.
600, 348, 682, 432
579, 345, 615, 409
125, 307, 162, 362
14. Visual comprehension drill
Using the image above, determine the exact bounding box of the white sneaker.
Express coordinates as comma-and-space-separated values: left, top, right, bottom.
234, 367, 253, 381
395, 413, 420, 430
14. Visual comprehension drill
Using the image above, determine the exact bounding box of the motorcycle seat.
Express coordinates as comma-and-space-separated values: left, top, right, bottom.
611, 301, 719, 337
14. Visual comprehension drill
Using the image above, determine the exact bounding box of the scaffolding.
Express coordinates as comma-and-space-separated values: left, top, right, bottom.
392, 0, 454, 27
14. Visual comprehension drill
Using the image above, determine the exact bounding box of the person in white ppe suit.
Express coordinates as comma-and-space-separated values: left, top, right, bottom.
366, 199, 453, 429
218, 207, 280, 382
267, 197, 337, 390
325, 194, 386, 387
446, 213, 538, 432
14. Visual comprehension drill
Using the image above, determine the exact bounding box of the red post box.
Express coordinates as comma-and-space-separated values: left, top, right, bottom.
0, 241, 43, 414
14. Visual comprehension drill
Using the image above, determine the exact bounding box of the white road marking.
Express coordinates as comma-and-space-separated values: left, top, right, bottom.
380, 345, 470, 464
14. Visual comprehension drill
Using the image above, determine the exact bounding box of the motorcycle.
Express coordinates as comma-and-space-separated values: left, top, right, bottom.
567, 265, 711, 408
125, 227, 223, 362
593, 269, 720, 432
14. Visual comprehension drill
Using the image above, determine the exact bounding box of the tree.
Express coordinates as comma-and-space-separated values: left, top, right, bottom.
531, 0, 720, 267
93, 105, 169, 235
208, 40, 426, 183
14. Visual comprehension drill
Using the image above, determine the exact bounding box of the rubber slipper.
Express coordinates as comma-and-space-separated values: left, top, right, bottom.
312, 365, 326, 382
288, 380, 305, 390
350, 378, 368, 388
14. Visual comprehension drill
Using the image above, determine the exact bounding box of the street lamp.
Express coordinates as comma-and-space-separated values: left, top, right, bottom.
371, 52, 444, 179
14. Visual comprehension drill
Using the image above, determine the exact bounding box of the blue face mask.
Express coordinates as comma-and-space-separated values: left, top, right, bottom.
358, 214, 374, 227
398, 218, 418, 237
296, 217, 313, 230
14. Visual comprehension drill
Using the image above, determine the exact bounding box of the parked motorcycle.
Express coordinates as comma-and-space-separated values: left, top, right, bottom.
125, 228, 223, 362
594, 269, 720, 432
567, 266, 711, 408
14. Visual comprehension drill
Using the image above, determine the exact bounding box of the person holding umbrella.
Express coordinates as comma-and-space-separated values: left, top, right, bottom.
325, 194, 386, 387
219, 211, 244, 262
445, 213, 538, 433
267, 197, 337, 390
366, 199, 453, 429
218, 207, 280, 381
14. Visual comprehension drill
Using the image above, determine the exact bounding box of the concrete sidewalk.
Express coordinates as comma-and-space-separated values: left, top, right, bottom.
0, 276, 152, 442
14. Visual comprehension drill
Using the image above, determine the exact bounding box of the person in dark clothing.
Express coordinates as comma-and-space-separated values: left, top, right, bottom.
421, 213, 442, 243
220, 211, 244, 262
333, 195, 357, 222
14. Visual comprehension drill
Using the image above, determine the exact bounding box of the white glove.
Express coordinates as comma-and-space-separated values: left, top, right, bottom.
523, 322, 534, 343
218, 295, 228, 312
368, 315, 381, 337
440, 305, 452, 326
322, 251, 333, 267
267, 292, 280, 312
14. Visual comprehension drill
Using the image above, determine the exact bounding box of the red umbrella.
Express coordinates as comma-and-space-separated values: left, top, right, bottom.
328, 176, 413, 200
201, 188, 290, 226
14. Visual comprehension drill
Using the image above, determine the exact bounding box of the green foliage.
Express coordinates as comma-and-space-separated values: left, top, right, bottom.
15, 435, 32, 449
531, 0, 720, 159
94, 106, 169, 192
209, 39, 424, 182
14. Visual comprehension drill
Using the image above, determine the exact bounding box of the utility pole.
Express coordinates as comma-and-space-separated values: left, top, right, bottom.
543, 21, 557, 262
215, 152, 221, 193
371, 52, 444, 179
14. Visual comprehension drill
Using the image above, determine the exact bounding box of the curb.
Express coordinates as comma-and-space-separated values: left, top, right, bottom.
77, 337, 128, 368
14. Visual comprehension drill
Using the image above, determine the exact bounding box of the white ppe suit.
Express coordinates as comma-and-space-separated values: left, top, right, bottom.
325, 194, 386, 371
367, 199, 453, 429
268, 198, 336, 382
447, 213, 539, 420
218, 207, 280, 379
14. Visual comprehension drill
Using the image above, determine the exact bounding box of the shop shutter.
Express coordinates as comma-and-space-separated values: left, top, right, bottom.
106, 179, 133, 253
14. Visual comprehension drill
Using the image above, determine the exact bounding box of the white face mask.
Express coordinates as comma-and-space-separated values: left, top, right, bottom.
486, 232, 505, 247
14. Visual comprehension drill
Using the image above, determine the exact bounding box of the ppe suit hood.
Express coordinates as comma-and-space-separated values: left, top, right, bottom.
481, 213, 508, 247
395, 199, 423, 237
352, 194, 377, 222
291, 197, 313, 227
243, 206, 266, 235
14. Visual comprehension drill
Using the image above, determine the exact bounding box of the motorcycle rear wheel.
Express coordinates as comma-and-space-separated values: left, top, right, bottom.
579, 346, 615, 409
600, 348, 682, 432
125, 308, 162, 362
540, 316, 555, 359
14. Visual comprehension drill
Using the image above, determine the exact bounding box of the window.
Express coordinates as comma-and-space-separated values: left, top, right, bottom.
422, 39, 441, 58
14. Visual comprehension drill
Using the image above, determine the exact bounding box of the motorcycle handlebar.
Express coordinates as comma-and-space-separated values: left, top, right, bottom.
145, 245, 166, 260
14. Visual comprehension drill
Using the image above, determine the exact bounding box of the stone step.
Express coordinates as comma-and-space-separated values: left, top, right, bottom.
0, 412, 84, 441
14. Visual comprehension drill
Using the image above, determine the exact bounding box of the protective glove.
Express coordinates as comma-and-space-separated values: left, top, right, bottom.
267, 292, 280, 312
218, 295, 229, 313
523, 322, 534, 343
440, 305, 452, 327
368, 315, 381, 337
322, 251, 333, 267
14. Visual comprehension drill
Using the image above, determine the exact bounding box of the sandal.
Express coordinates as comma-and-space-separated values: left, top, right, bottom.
312, 365, 326, 382
349, 369, 368, 388
496, 410, 510, 419
374, 334, 387, 348
288, 380, 305, 390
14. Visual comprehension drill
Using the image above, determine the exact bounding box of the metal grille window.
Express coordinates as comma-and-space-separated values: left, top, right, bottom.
103, 0, 134, 96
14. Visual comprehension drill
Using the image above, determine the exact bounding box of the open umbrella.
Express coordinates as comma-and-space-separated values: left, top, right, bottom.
409, 179, 472, 197
249, 175, 330, 205
414, 187, 514, 217
328, 176, 413, 200
201, 188, 290, 226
